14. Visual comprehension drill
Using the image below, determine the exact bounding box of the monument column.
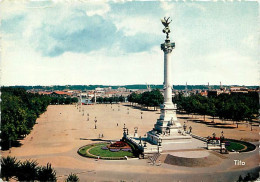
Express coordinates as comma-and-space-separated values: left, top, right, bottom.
162, 41, 174, 107
146, 17, 192, 146
154, 17, 181, 134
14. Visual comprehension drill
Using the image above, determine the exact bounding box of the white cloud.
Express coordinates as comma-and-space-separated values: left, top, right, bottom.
111, 15, 161, 36
160, 1, 175, 12
242, 34, 258, 50
85, 1, 110, 16
173, 49, 259, 85
0, 1, 27, 19
1, 42, 163, 86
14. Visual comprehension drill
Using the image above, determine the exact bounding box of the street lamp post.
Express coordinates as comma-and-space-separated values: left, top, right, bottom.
143, 134, 147, 147
183, 122, 187, 132
139, 136, 142, 146
220, 131, 225, 153
157, 138, 162, 154
123, 123, 126, 135
94, 117, 97, 129
158, 138, 162, 146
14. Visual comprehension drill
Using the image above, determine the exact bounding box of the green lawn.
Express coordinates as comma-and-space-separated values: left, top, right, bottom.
78, 143, 134, 159
89, 144, 134, 158
226, 142, 245, 152
225, 139, 256, 152
78, 143, 105, 157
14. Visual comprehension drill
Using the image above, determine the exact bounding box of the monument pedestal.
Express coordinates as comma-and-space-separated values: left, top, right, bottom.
148, 104, 191, 144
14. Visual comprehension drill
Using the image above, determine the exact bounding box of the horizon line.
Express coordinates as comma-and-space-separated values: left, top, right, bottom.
1, 84, 259, 87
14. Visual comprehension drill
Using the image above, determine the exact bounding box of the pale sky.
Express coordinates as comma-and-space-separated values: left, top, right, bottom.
0, 0, 259, 86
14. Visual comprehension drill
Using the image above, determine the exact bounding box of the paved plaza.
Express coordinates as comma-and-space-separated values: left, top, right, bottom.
2, 104, 259, 182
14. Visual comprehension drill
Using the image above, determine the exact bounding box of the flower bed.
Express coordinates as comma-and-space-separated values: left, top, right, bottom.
100, 141, 132, 152
101, 146, 108, 150
110, 141, 127, 148
108, 141, 131, 150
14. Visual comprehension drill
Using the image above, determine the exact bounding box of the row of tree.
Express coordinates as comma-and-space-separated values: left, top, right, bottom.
1, 87, 78, 149
174, 92, 259, 124
1, 87, 51, 148
92, 96, 125, 103
127, 89, 164, 110
126, 89, 258, 124
1, 156, 79, 182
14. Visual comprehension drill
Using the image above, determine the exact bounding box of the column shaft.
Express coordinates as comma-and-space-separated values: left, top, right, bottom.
164, 51, 172, 104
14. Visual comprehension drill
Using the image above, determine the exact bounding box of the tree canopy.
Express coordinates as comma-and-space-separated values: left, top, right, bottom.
1, 87, 78, 149
127, 89, 163, 109
173, 92, 259, 123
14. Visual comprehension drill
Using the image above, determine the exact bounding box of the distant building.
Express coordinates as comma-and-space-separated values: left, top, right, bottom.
117, 87, 127, 92
95, 87, 105, 93
200, 90, 208, 97
38, 91, 52, 95
52, 91, 73, 97
230, 87, 248, 93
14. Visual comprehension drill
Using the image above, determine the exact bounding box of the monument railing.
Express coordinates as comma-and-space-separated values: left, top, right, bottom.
188, 133, 208, 142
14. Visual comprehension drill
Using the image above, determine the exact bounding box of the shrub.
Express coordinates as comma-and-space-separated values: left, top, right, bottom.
66, 173, 80, 182
37, 163, 57, 181
16, 159, 38, 181
0, 156, 20, 181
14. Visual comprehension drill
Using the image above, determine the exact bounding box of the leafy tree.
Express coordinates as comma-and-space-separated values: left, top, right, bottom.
200, 102, 209, 121
119, 95, 125, 102
149, 89, 164, 110
207, 100, 217, 122
71, 97, 78, 103
128, 89, 163, 110
103, 97, 109, 103
59, 97, 66, 104
127, 92, 141, 105
65, 97, 72, 104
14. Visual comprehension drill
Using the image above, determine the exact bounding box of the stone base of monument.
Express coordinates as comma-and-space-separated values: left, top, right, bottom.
146, 129, 192, 145
123, 132, 205, 157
